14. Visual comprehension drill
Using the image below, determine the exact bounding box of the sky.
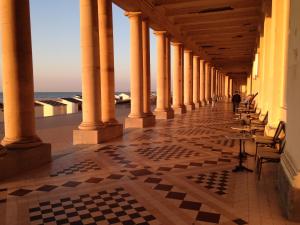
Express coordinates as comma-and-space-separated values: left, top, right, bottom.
0, 0, 160, 92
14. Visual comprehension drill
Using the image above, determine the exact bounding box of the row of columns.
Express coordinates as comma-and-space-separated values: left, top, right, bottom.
0, 0, 228, 178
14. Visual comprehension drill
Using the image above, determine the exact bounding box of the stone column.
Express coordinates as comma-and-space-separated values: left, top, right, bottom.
225, 76, 229, 98
193, 56, 201, 108
204, 62, 212, 104
0, 0, 51, 179
221, 74, 224, 98
260, 14, 273, 115
142, 19, 156, 123
229, 78, 233, 97
74, 0, 121, 144
246, 75, 252, 95
184, 49, 195, 110
165, 35, 174, 115
199, 60, 206, 106
218, 73, 221, 98
98, 0, 123, 133
210, 66, 216, 98
125, 12, 155, 128
215, 71, 219, 99
154, 31, 174, 119
172, 42, 186, 114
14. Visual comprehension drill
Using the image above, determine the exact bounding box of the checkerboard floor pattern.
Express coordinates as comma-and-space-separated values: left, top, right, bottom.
29, 187, 157, 225
50, 159, 101, 177
135, 145, 200, 161
187, 170, 231, 196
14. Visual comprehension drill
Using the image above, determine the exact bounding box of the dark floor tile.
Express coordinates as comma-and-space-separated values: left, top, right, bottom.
233, 218, 248, 225
85, 177, 103, 183
165, 191, 186, 200
9, 188, 32, 196
174, 164, 188, 169
107, 174, 124, 180
144, 177, 162, 184
130, 169, 152, 177
179, 200, 202, 211
158, 167, 172, 171
196, 211, 221, 223
36, 185, 58, 192
154, 184, 173, 191
62, 181, 81, 188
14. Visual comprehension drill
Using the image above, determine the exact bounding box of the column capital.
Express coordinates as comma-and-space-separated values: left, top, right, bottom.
171, 41, 183, 46
184, 49, 192, 53
153, 30, 167, 36
193, 55, 200, 59
124, 11, 142, 18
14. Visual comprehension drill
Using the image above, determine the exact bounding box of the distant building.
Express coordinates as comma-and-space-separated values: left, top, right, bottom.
118, 93, 130, 103
58, 98, 81, 114
34, 102, 44, 118
73, 95, 82, 102
36, 100, 67, 117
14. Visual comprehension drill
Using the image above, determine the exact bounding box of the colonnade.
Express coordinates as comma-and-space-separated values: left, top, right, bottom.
0, 0, 228, 178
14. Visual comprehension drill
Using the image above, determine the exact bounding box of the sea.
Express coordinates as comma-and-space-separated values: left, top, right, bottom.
0, 92, 131, 103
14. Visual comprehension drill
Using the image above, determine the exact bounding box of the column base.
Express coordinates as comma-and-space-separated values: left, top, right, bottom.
154, 109, 174, 119
173, 106, 187, 115
185, 104, 195, 111
73, 123, 123, 144
278, 155, 300, 221
193, 102, 201, 108
200, 101, 206, 106
0, 143, 51, 180
125, 115, 155, 128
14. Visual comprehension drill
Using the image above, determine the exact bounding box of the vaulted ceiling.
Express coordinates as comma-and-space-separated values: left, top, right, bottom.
113, 0, 263, 77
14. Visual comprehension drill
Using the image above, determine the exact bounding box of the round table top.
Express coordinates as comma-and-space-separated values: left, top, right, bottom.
230, 126, 262, 132
224, 134, 253, 140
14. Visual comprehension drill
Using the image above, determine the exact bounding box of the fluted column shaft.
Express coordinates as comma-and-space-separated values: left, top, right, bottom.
0, 0, 42, 148
205, 62, 212, 103
199, 60, 206, 105
127, 12, 144, 118
79, 0, 103, 131
142, 19, 152, 115
193, 56, 201, 108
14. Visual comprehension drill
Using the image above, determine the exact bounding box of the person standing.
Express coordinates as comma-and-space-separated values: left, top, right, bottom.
232, 91, 241, 113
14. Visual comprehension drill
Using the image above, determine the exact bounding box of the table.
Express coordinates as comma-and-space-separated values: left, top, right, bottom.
225, 132, 253, 172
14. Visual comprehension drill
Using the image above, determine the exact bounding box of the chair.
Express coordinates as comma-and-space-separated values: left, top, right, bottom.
256, 138, 286, 180
254, 120, 285, 159
251, 111, 268, 127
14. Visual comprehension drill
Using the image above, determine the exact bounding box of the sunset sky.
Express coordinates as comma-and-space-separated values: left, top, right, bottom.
0, 0, 162, 92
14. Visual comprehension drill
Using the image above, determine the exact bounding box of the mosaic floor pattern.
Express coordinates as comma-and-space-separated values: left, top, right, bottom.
0, 102, 297, 225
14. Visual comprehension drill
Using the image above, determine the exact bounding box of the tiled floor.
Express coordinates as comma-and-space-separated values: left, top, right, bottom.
0, 102, 298, 225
